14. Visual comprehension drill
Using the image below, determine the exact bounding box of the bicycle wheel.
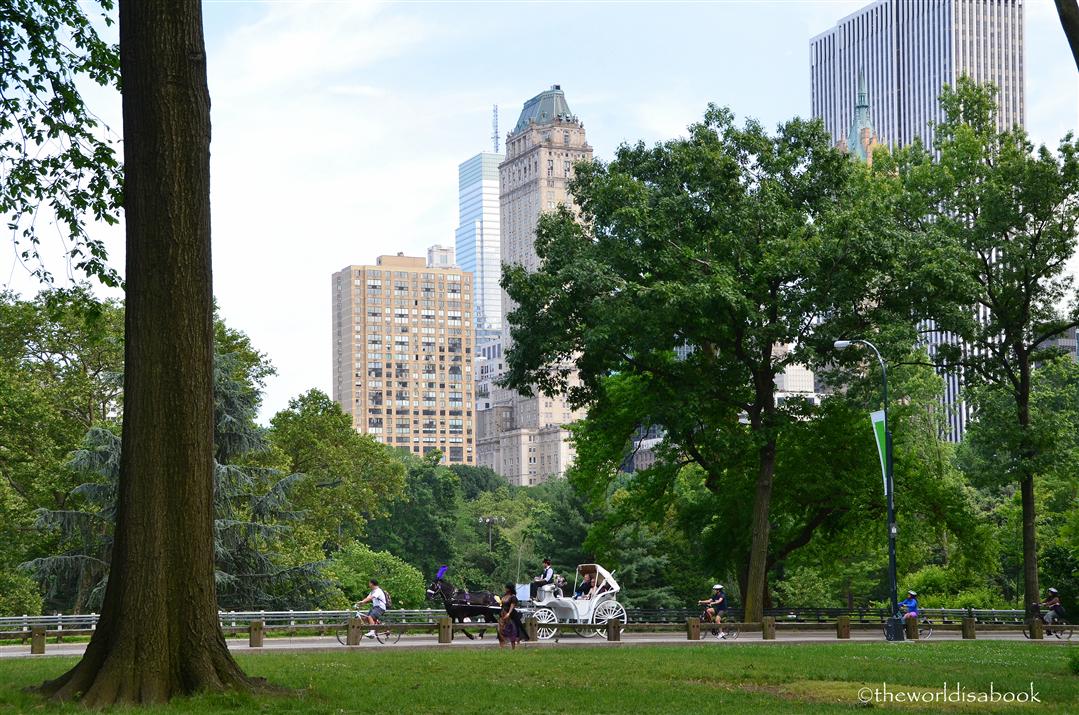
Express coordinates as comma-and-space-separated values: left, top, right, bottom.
721, 625, 739, 640
1049, 619, 1072, 640
335, 623, 350, 646
919, 618, 933, 640
375, 615, 402, 644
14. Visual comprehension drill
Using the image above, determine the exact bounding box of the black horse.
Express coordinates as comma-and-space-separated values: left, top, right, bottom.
426, 576, 500, 640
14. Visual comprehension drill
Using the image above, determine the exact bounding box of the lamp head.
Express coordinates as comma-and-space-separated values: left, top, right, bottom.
833, 340, 853, 350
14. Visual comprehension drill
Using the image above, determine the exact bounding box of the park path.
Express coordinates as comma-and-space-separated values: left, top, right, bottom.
0, 628, 1055, 661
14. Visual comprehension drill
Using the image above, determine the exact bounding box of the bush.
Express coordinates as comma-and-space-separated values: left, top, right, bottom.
0, 570, 42, 616
905, 565, 957, 596
326, 542, 426, 609
775, 568, 841, 609
917, 588, 1008, 610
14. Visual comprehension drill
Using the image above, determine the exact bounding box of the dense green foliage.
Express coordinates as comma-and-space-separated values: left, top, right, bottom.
1, 1, 123, 285
885, 78, 1079, 610
0, 644, 1076, 713
326, 542, 425, 608
2, 80, 1076, 620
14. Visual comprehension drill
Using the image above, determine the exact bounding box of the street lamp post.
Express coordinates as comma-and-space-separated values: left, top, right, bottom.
479, 516, 504, 551
835, 338, 904, 642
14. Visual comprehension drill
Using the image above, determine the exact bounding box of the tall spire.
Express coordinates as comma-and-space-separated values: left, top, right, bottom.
844, 66, 880, 164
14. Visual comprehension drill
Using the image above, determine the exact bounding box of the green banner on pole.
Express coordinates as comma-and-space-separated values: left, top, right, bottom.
871, 410, 887, 496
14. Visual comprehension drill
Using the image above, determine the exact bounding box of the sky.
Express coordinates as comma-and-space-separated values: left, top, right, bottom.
4, 0, 1078, 422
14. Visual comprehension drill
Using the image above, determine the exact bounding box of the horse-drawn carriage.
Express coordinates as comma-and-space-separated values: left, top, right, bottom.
426, 563, 627, 641
523, 563, 627, 640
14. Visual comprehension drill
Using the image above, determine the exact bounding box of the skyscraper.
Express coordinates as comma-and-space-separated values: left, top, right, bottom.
476, 85, 593, 486
811, 0, 1024, 150
811, 0, 1025, 440
454, 152, 502, 346
331, 253, 475, 464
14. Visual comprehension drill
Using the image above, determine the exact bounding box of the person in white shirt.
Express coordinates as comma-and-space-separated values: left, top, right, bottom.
530, 558, 555, 600
355, 579, 388, 639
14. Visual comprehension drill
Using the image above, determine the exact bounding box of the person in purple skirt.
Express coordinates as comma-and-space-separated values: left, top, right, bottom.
499, 583, 522, 649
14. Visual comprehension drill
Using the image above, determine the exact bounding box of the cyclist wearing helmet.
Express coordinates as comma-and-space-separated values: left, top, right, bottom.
698, 584, 728, 629
899, 590, 919, 620
1041, 588, 1064, 627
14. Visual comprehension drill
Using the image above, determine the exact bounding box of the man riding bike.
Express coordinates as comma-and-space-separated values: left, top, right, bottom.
354, 578, 388, 639
698, 584, 728, 638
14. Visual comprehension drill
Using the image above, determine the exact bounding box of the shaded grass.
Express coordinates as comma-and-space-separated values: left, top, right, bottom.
0, 641, 1075, 713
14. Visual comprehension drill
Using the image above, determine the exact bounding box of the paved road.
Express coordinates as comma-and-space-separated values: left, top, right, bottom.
0, 627, 1065, 660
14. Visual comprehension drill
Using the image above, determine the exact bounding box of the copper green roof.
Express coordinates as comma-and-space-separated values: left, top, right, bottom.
512, 85, 575, 134
847, 69, 876, 163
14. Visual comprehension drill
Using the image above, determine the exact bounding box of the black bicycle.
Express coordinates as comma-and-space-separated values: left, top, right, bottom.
335, 608, 402, 645
1023, 603, 1073, 640
699, 609, 739, 640
887, 607, 932, 639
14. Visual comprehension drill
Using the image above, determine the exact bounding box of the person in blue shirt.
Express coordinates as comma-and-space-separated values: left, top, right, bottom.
899, 590, 919, 620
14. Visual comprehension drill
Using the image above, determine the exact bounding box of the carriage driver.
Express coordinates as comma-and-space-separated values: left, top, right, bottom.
530, 558, 554, 600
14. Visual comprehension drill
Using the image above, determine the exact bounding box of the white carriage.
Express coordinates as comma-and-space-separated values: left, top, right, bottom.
524, 563, 627, 640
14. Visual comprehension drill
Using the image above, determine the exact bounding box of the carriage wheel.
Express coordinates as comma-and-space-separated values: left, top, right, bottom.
574, 623, 599, 638
591, 601, 627, 638
533, 607, 558, 640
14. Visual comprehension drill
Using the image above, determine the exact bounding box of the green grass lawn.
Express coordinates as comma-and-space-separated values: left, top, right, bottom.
0, 642, 1075, 713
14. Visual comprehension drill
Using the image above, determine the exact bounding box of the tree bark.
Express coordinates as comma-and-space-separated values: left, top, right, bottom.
1056, 0, 1079, 73
743, 437, 776, 623
36, 0, 255, 705
1016, 355, 1039, 617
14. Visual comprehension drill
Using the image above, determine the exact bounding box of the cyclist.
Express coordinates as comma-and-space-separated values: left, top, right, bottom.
698, 584, 728, 638
899, 590, 919, 620
354, 578, 388, 639
1041, 588, 1064, 633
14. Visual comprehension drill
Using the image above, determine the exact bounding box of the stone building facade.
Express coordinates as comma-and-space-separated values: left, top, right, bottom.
331, 253, 475, 464
477, 85, 593, 486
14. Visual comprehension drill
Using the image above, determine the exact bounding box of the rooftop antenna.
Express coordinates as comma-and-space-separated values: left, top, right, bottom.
491, 104, 500, 153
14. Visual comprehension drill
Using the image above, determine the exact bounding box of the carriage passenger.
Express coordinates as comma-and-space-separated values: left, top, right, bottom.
575, 573, 594, 599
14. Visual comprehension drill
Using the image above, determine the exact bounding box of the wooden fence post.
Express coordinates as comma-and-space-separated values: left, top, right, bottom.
605, 619, 621, 642
836, 615, 851, 639
686, 617, 701, 641
904, 617, 919, 640
249, 620, 264, 648
30, 626, 45, 654
961, 617, 976, 640
762, 617, 776, 640
1027, 618, 1043, 640
347, 616, 362, 645
438, 616, 452, 644
525, 616, 538, 642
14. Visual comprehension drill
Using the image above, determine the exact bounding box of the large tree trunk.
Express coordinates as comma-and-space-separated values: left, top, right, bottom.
743, 437, 776, 623
37, 0, 254, 705
1016, 356, 1039, 617
1056, 0, 1079, 73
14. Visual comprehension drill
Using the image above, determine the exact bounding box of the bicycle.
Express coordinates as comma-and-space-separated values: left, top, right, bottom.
335, 609, 402, 645
888, 607, 932, 639
1023, 603, 1073, 640
699, 609, 739, 640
